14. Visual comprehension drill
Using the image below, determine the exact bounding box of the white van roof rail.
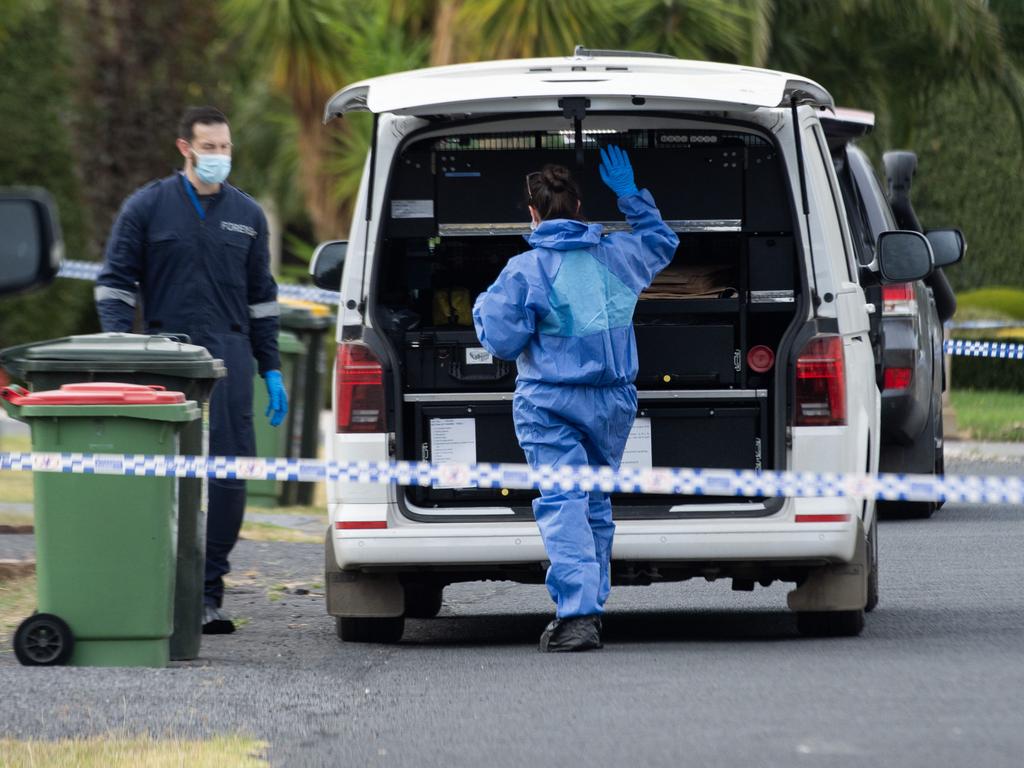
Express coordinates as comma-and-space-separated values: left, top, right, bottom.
572, 45, 676, 60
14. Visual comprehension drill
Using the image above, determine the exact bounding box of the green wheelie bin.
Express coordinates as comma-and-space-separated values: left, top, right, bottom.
1, 382, 200, 667
278, 300, 333, 506
248, 329, 304, 507
0, 333, 225, 661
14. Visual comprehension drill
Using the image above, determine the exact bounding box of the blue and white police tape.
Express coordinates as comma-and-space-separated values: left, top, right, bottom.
947, 320, 1023, 331
57, 259, 342, 307
1, 451, 1022, 504
943, 339, 1024, 360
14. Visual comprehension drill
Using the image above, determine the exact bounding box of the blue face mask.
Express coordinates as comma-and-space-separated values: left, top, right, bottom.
193, 151, 231, 185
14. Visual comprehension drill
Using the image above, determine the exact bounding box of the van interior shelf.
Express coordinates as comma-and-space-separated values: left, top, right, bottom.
403, 389, 768, 403
437, 220, 742, 237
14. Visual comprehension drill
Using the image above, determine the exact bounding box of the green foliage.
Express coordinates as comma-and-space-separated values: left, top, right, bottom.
950, 389, 1024, 441
0, 3, 96, 350
910, 82, 1024, 292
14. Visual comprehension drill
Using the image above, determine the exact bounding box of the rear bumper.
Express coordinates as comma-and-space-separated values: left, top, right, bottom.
329, 500, 860, 570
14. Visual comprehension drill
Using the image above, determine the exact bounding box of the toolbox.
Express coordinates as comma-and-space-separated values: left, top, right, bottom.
403, 329, 517, 392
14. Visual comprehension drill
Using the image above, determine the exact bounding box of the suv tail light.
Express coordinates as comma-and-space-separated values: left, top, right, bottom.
336, 343, 386, 433
881, 282, 916, 316
883, 366, 913, 391
794, 335, 846, 426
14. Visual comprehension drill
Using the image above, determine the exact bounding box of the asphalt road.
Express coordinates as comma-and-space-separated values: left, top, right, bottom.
1, 451, 1023, 767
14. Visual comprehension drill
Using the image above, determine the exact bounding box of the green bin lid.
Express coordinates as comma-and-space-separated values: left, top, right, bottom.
279, 303, 333, 331
0, 333, 226, 381
277, 329, 305, 355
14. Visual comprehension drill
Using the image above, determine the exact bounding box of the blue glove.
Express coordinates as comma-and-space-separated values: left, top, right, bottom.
598, 144, 638, 198
264, 370, 288, 427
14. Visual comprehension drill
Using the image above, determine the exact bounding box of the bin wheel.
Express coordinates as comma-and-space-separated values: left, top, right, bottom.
14, 613, 74, 666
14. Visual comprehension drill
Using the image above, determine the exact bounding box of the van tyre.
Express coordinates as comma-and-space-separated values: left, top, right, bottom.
796, 609, 865, 637
865, 512, 879, 613
404, 583, 443, 619
336, 616, 405, 643
14, 613, 74, 666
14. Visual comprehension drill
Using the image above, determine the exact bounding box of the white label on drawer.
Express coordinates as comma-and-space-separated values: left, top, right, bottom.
621, 417, 653, 469
465, 347, 493, 365
391, 199, 434, 219
429, 418, 477, 488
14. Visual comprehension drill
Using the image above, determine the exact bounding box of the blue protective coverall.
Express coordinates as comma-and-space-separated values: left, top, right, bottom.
472, 189, 679, 618
95, 173, 280, 608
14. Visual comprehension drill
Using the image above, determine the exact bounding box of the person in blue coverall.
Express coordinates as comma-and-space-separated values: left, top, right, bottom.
473, 146, 679, 652
95, 106, 287, 634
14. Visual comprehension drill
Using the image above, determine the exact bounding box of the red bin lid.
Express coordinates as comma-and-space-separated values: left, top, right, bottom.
4, 382, 186, 406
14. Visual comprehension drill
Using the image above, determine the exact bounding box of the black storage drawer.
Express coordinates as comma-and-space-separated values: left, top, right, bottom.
635, 324, 738, 388
403, 329, 516, 392
642, 403, 765, 471
410, 402, 532, 505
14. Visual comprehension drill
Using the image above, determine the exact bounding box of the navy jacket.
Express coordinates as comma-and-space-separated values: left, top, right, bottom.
95, 173, 281, 375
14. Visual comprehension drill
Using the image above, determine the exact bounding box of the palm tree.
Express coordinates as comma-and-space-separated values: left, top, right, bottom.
220, 0, 355, 240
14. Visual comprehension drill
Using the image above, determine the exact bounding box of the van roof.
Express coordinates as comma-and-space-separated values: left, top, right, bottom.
324, 54, 834, 121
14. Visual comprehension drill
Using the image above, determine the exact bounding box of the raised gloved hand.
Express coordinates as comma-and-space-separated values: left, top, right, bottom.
264, 370, 288, 427
598, 144, 638, 198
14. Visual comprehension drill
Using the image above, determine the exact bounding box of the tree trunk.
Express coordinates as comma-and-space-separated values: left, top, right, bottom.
430, 0, 462, 66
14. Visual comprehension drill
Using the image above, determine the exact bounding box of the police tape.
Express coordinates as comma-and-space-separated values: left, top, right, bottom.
943, 339, 1024, 359
1, 451, 1022, 504
947, 320, 1023, 331
57, 260, 342, 306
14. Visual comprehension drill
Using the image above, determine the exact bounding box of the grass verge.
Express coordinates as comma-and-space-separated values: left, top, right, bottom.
0, 734, 267, 767
950, 389, 1024, 442
0, 574, 36, 647
956, 286, 1024, 321
239, 520, 320, 544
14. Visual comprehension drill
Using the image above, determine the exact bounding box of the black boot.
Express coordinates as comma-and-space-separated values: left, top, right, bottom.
539, 615, 602, 652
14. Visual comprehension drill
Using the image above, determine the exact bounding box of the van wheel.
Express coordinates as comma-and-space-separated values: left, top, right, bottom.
336, 616, 405, 643
865, 513, 879, 613
404, 583, 443, 619
796, 609, 865, 637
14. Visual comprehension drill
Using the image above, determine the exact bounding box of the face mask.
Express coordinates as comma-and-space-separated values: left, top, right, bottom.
192, 151, 231, 185
529, 219, 538, 231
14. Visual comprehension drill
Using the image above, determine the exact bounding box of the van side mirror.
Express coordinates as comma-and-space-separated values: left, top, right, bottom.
877, 230, 933, 283
0, 188, 63, 297
925, 228, 965, 269
310, 240, 347, 291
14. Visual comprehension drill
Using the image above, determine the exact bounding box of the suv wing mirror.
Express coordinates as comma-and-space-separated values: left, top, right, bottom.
877, 230, 933, 283
310, 240, 347, 291
925, 228, 965, 269
0, 188, 63, 297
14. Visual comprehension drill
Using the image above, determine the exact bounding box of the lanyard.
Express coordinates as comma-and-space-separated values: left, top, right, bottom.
181, 173, 206, 221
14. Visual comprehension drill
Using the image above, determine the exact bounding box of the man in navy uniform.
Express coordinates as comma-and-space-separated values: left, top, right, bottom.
96, 106, 287, 634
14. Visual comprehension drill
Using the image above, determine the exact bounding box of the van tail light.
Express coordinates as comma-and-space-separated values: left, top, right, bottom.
883, 366, 913, 391
336, 343, 386, 433
881, 282, 916, 316
794, 335, 846, 426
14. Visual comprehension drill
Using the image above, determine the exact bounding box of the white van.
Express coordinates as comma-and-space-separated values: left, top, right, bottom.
310, 49, 934, 643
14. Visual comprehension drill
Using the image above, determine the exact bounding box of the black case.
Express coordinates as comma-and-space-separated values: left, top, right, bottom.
403, 329, 516, 392
634, 324, 738, 387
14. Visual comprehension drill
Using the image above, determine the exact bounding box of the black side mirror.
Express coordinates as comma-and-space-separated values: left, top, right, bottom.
310, 240, 347, 291
0, 188, 63, 297
877, 230, 933, 283
925, 228, 965, 269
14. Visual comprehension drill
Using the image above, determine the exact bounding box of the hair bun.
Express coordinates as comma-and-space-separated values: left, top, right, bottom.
544, 166, 568, 192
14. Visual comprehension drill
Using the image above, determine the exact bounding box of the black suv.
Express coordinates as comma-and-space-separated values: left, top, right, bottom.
823, 110, 965, 518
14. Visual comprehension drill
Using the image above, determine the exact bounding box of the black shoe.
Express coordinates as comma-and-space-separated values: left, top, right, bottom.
539, 615, 602, 652
202, 605, 236, 635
